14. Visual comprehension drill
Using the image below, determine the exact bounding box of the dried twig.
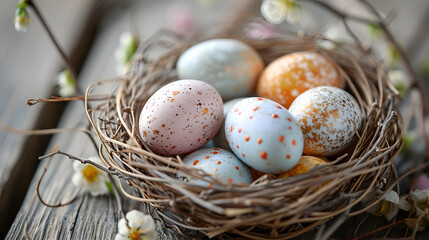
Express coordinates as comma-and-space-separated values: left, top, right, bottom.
36, 146, 81, 208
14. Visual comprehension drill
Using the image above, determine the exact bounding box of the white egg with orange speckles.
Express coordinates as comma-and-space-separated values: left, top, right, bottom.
139, 80, 223, 156
179, 148, 253, 187
289, 86, 362, 156
225, 97, 303, 174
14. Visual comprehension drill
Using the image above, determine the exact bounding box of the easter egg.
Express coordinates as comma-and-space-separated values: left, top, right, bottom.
257, 51, 344, 108
177, 39, 264, 100
180, 148, 253, 186
289, 86, 362, 156
278, 156, 328, 178
139, 80, 223, 156
225, 97, 304, 174
213, 98, 245, 150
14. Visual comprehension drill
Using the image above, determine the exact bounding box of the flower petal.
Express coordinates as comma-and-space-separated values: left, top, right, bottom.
87, 181, 108, 196
142, 229, 158, 240
260, 0, 287, 24
72, 172, 84, 187
73, 161, 86, 171
399, 196, 411, 211
126, 210, 147, 229
117, 218, 130, 236
384, 190, 399, 204
140, 215, 156, 233
114, 234, 130, 240
385, 206, 399, 221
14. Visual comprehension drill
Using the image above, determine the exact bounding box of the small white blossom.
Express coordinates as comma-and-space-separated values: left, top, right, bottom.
115, 210, 157, 240
366, 190, 410, 221
260, 0, 302, 25
14, 4, 29, 32
410, 189, 429, 216
72, 156, 109, 196
115, 32, 138, 75
388, 69, 410, 96
57, 70, 76, 97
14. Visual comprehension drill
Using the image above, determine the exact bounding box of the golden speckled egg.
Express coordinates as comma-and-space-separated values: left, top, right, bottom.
278, 156, 327, 178
257, 51, 344, 108
289, 86, 362, 156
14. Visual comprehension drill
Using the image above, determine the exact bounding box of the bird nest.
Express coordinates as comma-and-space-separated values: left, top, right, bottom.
84, 27, 403, 239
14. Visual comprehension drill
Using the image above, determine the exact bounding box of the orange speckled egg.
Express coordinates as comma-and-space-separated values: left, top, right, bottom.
278, 156, 327, 178
289, 86, 362, 156
257, 51, 344, 108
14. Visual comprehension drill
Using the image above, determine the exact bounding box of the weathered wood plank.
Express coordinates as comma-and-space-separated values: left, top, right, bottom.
6, 1, 253, 239
0, 0, 101, 237
6, 0, 429, 239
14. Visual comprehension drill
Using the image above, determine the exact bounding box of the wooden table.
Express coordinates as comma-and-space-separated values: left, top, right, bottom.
2, 0, 429, 239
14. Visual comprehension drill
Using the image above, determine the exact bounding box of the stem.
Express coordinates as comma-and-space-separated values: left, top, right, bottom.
360, 0, 428, 114
25, 0, 83, 95
107, 174, 126, 220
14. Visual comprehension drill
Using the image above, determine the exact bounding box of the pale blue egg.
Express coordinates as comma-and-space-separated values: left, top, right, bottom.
177, 39, 264, 100
179, 148, 253, 187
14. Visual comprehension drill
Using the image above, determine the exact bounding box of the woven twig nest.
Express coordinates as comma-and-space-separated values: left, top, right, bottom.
86, 28, 403, 239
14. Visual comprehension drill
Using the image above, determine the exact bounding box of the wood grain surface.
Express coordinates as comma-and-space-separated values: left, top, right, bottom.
3, 0, 429, 239
5, 1, 252, 239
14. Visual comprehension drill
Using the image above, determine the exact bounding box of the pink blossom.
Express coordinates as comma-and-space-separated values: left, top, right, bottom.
244, 22, 276, 40
413, 174, 429, 191
166, 3, 195, 36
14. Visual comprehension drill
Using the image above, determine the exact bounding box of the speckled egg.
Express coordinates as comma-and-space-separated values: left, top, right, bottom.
225, 97, 304, 174
278, 156, 328, 178
213, 98, 245, 150
289, 86, 362, 156
257, 51, 344, 108
177, 39, 264, 100
180, 148, 253, 186
139, 80, 223, 156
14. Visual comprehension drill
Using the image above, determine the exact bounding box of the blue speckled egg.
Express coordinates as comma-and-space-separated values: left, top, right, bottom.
179, 148, 253, 187
225, 97, 304, 174
177, 39, 264, 100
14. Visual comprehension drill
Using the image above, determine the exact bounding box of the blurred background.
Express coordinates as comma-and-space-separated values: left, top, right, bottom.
1, 0, 429, 239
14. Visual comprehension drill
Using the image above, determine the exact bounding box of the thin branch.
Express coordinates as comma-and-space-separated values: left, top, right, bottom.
25, 0, 82, 95
108, 175, 126, 220
36, 146, 81, 208
39, 150, 134, 182
355, 219, 407, 240
26, 95, 109, 106
300, 0, 377, 25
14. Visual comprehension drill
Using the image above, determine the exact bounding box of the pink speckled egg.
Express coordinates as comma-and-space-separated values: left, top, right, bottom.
179, 148, 253, 187
289, 86, 362, 156
139, 80, 223, 156
225, 97, 303, 174
257, 51, 344, 108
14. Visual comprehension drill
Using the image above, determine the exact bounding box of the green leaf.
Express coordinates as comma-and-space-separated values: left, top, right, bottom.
105, 180, 114, 195
419, 59, 429, 77
367, 23, 382, 38
16, 1, 28, 9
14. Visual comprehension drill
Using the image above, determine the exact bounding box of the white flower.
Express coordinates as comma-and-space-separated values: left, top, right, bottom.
57, 70, 76, 97
115, 32, 138, 75
388, 69, 410, 96
366, 190, 410, 221
410, 189, 429, 216
72, 156, 109, 196
14, 4, 29, 32
260, 0, 302, 25
115, 210, 157, 240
